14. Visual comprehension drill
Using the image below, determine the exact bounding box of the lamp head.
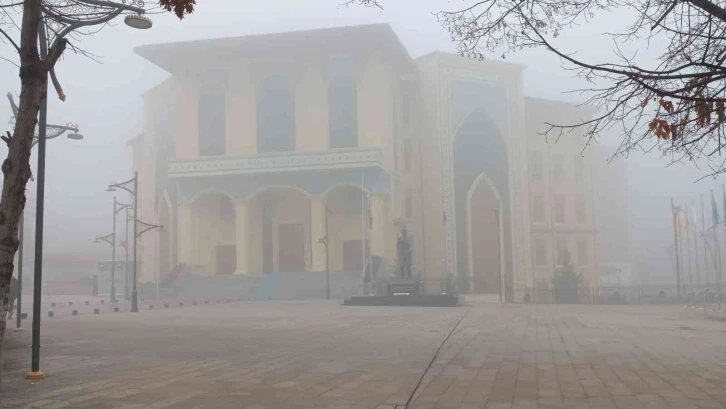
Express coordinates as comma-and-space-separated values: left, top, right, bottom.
106, 187, 116, 192
67, 132, 83, 140
124, 14, 152, 29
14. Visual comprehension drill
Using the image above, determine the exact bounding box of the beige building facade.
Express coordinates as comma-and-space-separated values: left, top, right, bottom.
131, 24, 612, 301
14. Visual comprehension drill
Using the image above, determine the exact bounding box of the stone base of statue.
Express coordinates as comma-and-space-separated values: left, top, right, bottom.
387, 278, 420, 296
343, 276, 459, 307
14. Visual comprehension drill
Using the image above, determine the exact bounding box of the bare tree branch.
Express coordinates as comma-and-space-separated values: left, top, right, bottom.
355, 0, 726, 176
0, 27, 18, 51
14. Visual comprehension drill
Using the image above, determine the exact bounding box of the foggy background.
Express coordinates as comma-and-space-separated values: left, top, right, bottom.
0, 0, 720, 283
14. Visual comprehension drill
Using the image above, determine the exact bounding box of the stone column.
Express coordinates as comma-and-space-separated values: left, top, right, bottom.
370, 194, 387, 258
310, 196, 327, 272
177, 204, 194, 265
235, 200, 250, 275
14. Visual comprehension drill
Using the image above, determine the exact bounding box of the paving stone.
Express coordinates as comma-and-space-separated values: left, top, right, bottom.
5, 302, 726, 409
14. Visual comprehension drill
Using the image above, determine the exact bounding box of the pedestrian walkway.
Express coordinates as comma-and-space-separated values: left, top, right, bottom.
4, 301, 726, 408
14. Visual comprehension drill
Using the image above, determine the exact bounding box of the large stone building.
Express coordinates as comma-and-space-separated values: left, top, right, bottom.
130, 23, 621, 301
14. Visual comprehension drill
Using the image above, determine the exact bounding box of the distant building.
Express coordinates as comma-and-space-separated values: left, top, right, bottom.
130, 24, 628, 301
525, 98, 599, 293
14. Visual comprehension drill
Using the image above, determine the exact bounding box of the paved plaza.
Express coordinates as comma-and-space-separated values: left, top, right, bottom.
4, 300, 726, 409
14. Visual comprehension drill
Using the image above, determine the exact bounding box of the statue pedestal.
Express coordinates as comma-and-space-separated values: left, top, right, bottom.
387, 278, 420, 297
344, 274, 459, 307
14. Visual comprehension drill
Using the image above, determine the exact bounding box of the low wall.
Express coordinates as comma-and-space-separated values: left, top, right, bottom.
141, 270, 364, 301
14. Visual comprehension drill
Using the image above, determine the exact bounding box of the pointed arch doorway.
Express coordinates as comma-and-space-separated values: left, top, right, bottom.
452, 107, 513, 299
466, 173, 504, 295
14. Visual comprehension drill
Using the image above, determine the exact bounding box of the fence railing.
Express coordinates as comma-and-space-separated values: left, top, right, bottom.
513, 285, 719, 305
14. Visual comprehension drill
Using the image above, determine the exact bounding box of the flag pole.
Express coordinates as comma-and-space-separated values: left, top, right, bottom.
716, 232, 723, 294
361, 168, 366, 296
671, 198, 682, 298
686, 203, 693, 290
702, 194, 710, 289
712, 189, 723, 293
693, 200, 701, 289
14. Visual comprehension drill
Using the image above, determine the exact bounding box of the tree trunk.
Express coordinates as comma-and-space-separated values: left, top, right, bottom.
0, 73, 45, 396
0, 0, 44, 400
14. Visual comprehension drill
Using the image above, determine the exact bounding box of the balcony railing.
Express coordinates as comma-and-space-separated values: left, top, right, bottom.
168, 148, 383, 178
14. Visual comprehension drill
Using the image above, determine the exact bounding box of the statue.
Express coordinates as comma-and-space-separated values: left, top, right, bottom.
397, 228, 412, 279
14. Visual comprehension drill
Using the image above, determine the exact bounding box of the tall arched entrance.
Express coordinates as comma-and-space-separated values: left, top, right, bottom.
453, 108, 512, 298
190, 193, 236, 275
250, 187, 311, 273
324, 185, 370, 272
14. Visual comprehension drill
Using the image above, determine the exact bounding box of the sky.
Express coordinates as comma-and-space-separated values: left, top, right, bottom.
0, 0, 724, 282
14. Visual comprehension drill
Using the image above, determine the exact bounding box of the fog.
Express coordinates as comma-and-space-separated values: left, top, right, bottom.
10, 2, 726, 408
0, 0, 720, 283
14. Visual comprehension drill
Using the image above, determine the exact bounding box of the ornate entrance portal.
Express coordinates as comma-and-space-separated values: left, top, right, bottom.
453, 107, 512, 298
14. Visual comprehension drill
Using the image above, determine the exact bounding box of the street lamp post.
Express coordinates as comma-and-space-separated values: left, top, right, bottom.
133, 173, 138, 312
108, 173, 138, 311
107, 173, 161, 312
119, 206, 133, 300
22, 0, 152, 382
95, 197, 131, 302
94, 232, 114, 294
5, 92, 81, 331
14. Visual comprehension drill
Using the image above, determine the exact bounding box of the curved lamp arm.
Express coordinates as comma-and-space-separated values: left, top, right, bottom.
114, 200, 133, 216
8, 92, 81, 139
136, 219, 163, 239
108, 176, 136, 197
94, 233, 114, 247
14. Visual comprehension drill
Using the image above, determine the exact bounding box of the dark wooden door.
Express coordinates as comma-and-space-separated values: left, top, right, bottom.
278, 223, 305, 272
470, 185, 501, 294
216, 245, 236, 275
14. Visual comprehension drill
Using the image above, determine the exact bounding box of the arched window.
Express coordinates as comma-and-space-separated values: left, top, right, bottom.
257, 73, 295, 152
328, 57, 358, 148
198, 87, 226, 156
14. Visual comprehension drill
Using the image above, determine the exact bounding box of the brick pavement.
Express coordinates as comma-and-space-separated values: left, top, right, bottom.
4, 301, 726, 409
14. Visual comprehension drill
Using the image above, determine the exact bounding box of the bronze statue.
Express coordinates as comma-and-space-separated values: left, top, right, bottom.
397, 228, 412, 279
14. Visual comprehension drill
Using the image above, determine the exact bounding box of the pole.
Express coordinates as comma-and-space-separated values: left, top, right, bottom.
495, 208, 502, 303
111, 198, 117, 303
29, 34, 49, 378
131, 172, 138, 312
16, 211, 23, 330
671, 198, 682, 298
125, 207, 130, 300
325, 206, 330, 300
155, 231, 159, 300
686, 204, 693, 287
702, 194, 710, 289
693, 200, 701, 289
717, 230, 723, 293
361, 169, 366, 296
325, 240, 330, 300
678, 222, 685, 293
